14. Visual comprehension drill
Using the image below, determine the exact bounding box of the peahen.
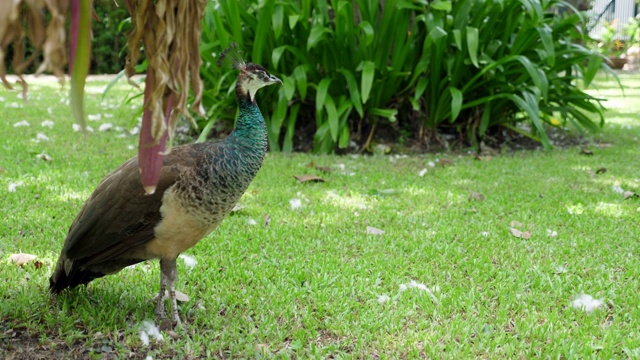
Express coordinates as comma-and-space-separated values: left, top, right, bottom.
49, 47, 281, 327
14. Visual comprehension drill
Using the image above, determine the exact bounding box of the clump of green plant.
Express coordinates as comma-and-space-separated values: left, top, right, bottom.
197, 0, 612, 152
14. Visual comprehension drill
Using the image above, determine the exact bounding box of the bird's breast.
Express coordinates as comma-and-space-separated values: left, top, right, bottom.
144, 186, 224, 259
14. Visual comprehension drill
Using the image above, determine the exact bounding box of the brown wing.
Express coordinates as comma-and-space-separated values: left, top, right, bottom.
60, 145, 199, 265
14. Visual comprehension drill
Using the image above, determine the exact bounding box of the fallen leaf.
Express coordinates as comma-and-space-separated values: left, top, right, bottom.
8, 253, 37, 266
468, 191, 485, 201
623, 191, 638, 200
231, 204, 244, 212
263, 214, 271, 227
580, 148, 593, 156
305, 161, 316, 168
315, 166, 332, 173
595, 168, 607, 174
33, 261, 44, 269
438, 159, 454, 166
366, 226, 385, 235
594, 143, 612, 148
510, 221, 523, 228
256, 344, 270, 353
474, 155, 492, 161
510, 228, 532, 239
294, 174, 325, 183
166, 330, 180, 340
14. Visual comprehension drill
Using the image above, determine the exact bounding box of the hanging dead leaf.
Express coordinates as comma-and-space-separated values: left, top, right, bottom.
468, 191, 485, 201
8, 253, 37, 267
623, 191, 638, 200
580, 149, 593, 156
294, 174, 325, 183
595, 168, 607, 174
366, 226, 385, 235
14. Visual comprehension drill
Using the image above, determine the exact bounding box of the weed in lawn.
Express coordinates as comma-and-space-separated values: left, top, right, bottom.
0, 74, 639, 358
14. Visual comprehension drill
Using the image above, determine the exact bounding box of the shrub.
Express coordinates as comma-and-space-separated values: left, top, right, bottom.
198, 0, 611, 152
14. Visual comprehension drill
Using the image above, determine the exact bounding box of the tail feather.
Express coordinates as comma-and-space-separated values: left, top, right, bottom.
49, 256, 106, 294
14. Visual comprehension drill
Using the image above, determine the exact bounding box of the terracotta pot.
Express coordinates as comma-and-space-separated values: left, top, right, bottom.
607, 56, 628, 69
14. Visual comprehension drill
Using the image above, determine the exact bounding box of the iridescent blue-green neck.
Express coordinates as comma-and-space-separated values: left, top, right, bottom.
227, 93, 268, 153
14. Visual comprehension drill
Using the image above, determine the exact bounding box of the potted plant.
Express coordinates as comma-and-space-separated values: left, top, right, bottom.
598, 19, 629, 69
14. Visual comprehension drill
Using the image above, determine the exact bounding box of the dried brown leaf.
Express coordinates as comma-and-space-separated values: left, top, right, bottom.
8, 253, 37, 267
580, 148, 594, 156
468, 191, 484, 201
438, 159, 454, 166
474, 155, 492, 161
294, 174, 325, 183
623, 191, 638, 200
263, 214, 271, 227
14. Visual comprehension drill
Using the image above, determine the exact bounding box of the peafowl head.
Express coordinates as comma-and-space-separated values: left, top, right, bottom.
218, 44, 282, 102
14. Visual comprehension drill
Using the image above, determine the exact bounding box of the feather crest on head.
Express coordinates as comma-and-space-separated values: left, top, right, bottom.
217, 43, 246, 70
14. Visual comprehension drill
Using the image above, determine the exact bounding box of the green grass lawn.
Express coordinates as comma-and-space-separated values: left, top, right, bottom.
1, 73, 639, 359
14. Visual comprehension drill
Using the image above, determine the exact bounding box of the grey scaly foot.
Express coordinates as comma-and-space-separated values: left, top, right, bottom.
160, 257, 182, 327
154, 271, 167, 319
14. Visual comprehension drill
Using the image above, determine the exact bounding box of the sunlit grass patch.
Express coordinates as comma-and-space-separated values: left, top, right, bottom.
1, 74, 640, 358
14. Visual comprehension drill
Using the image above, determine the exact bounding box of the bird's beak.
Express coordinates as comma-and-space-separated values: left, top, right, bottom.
270, 75, 282, 85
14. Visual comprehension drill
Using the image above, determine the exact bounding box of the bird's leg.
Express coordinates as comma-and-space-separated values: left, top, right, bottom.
159, 257, 182, 327
154, 263, 167, 319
